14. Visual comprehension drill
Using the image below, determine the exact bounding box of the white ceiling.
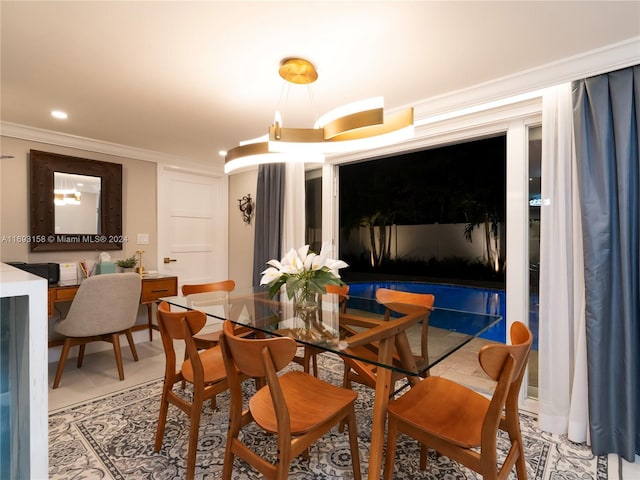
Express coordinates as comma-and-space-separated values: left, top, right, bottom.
1, 1, 639, 169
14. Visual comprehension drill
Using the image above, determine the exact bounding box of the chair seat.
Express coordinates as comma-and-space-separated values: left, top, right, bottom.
250, 370, 358, 434
387, 376, 490, 448
181, 347, 227, 384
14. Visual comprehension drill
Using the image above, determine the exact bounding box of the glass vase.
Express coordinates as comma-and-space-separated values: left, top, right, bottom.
293, 288, 319, 325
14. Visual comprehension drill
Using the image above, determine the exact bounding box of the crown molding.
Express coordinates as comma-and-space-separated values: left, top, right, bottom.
0, 121, 224, 175
330, 37, 638, 165
412, 37, 639, 122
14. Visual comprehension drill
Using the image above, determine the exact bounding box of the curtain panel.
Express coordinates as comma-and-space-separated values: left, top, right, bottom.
252, 164, 285, 287
538, 83, 589, 442
282, 162, 306, 252
573, 65, 640, 460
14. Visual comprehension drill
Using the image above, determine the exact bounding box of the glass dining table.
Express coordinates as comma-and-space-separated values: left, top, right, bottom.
161, 287, 503, 479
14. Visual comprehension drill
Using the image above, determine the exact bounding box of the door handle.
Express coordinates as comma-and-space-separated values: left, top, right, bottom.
163, 257, 177, 264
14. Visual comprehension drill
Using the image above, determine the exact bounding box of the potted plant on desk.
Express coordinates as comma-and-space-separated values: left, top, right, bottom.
116, 255, 137, 273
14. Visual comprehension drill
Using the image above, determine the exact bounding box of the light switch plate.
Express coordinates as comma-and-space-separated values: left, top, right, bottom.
137, 233, 150, 245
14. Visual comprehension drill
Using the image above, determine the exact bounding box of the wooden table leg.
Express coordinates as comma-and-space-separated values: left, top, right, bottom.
394, 331, 421, 386
145, 303, 153, 341
367, 335, 394, 480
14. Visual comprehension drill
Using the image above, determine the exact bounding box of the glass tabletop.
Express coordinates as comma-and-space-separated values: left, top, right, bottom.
161, 286, 503, 377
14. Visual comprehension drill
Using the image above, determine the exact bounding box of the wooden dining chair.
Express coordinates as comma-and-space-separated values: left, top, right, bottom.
154, 301, 231, 480
341, 288, 435, 392
291, 283, 350, 376
181, 279, 236, 296
219, 319, 362, 480
180, 279, 236, 349
376, 288, 435, 376
326, 283, 350, 313
383, 321, 533, 480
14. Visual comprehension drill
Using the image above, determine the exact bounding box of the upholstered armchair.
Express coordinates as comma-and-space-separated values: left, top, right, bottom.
52, 272, 142, 389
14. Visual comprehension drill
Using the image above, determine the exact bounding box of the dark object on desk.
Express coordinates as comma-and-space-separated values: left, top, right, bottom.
8, 261, 59, 284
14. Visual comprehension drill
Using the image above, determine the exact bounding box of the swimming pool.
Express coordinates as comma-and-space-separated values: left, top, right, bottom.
346, 281, 509, 344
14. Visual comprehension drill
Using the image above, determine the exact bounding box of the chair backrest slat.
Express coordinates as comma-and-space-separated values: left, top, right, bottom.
221, 320, 297, 378
375, 288, 434, 317
157, 302, 207, 340
326, 284, 349, 313
181, 279, 235, 296
479, 321, 532, 383
325, 284, 349, 296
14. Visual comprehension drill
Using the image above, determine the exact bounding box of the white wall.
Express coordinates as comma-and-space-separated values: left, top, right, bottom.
227, 169, 258, 289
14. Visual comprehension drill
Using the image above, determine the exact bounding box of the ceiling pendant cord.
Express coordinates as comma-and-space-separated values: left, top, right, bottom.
306, 82, 320, 129
274, 59, 320, 136
274, 80, 289, 140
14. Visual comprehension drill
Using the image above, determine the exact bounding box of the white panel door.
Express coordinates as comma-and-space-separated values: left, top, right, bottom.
157, 166, 228, 288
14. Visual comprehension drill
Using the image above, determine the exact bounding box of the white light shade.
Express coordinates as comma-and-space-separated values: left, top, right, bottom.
239, 134, 269, 146
225, 142, 324, 174
314, 97, 384, 129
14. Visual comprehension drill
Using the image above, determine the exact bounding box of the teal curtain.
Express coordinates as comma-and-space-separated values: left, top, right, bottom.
572, 65, 640, 460
252, 164, 285, 287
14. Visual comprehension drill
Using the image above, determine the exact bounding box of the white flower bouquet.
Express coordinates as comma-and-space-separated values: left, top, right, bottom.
260, 244, 348, 301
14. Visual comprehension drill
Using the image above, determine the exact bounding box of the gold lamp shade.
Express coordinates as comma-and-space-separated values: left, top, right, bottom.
224, 58, 414, 174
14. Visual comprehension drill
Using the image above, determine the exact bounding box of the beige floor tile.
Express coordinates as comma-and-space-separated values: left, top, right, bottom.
48, 339, 176, 411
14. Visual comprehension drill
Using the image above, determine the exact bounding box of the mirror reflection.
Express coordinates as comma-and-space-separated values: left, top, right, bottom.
54, 172, 101, 234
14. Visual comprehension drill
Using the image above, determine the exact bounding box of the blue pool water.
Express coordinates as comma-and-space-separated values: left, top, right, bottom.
346, 281, 538, 349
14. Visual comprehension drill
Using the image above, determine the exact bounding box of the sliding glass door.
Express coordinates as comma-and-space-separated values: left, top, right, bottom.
318, 98, 543, 404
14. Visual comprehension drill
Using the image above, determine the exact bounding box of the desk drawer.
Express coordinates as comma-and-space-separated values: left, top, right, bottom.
141, 277, 177, 302
54, 286, 79, 302
48, 285, 79, 316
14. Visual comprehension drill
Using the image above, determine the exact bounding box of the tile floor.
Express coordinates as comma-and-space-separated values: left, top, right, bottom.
48, 339, 168, 411
48, 335, 640, 478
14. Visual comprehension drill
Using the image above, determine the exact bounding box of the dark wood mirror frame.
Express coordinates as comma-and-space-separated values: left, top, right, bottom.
30, 150, 123, 252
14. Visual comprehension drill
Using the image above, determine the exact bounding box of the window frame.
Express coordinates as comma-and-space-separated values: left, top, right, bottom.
322, 97, 542, 408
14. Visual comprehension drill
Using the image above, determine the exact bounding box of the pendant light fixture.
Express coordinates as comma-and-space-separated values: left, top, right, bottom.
224, 58, 414, 174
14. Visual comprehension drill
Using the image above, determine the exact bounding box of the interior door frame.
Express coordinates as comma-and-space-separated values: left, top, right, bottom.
156, 164, 229, 288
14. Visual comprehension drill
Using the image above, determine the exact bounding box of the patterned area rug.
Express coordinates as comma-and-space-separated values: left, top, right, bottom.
49, 355, 607, 479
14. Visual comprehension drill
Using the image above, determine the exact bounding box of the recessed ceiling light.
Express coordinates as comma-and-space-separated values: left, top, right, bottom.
51, 110, 68, 119
218, 150, 227, 156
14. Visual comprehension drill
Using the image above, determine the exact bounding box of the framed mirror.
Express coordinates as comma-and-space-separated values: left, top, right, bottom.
30, 150, 123, 251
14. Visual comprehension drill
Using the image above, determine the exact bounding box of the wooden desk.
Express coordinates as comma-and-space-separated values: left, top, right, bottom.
48, 274, 178, 344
